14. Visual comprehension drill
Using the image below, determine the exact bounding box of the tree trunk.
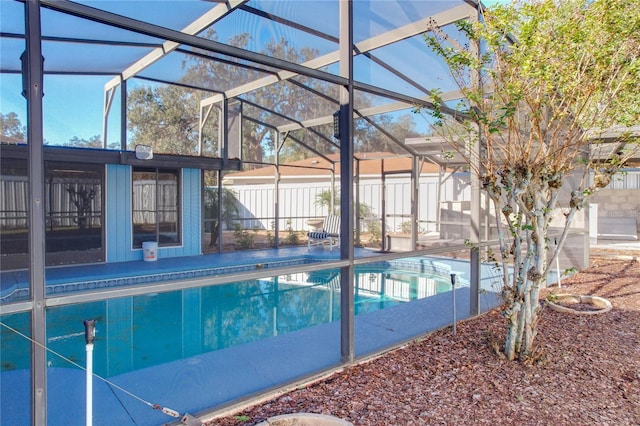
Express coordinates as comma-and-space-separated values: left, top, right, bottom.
504, 303, 521, 361
209, 221, 219, 246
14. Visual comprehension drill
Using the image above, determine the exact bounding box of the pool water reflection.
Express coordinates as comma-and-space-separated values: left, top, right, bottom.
1, 266, 453, 377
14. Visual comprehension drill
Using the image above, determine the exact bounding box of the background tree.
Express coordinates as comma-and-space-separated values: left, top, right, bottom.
67, 135, 103, 148
0, 112, 26, 139
423, 0, 639, 361
127, 84, 202, 155
128, 30, 421, 163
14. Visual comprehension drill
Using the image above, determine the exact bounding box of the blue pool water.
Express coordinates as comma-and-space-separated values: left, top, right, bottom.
1, 266, 453, 377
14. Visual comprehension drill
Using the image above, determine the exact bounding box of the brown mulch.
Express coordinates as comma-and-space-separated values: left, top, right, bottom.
208, 256, 640, 426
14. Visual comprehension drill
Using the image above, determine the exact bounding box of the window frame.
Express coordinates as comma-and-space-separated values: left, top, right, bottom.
131, 166, 181, 249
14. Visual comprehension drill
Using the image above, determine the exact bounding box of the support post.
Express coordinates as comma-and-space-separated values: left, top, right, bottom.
411, 156, 419, 250
23, 1, 47, 424
330, 167, 336, 215
274, 157, 281, 248
339, 0, 355, 364
102, 87, 114, 149
436, 166, 443, 232
222, 99, 230, 160
469, 10, 482, 316
354, 159, 360, 246
216, 170, 223, 253
120, 79, 127, 150
450, 274, 457, 335
275, 130, 289, 247
381, 161, 387, 251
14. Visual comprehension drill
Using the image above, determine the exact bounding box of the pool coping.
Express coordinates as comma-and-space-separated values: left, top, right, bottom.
1, 248, 486, 304
1, 248, 337, 303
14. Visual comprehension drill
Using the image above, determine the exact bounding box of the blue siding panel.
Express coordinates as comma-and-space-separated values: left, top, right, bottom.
182, 168, 201, 256
106, 165, 137, 262
105, 165, 201, 264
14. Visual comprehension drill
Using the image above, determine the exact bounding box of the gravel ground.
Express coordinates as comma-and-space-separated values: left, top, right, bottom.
207, 256, 640, 426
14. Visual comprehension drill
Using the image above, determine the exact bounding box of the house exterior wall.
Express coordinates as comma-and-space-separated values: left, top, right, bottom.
591, 170, 640, 232
181, 168, 202, 256
106, 165, 201, 262
106, 164, 132, 262
593, 188, 640, 225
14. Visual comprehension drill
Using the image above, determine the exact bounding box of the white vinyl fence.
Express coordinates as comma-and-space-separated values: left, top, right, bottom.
226, 172, 472, 233
604, 168, 640, 189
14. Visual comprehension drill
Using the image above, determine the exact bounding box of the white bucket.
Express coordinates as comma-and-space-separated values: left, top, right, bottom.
142, 241, 158, 262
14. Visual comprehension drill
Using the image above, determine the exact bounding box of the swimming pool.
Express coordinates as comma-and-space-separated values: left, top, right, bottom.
1, 265, 454, 376
2, 255, 503, 426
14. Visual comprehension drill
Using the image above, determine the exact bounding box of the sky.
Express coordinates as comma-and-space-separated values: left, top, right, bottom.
1, 73, 119, 144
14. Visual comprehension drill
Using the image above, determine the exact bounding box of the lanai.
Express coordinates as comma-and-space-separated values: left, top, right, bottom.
0, 1, 590, 424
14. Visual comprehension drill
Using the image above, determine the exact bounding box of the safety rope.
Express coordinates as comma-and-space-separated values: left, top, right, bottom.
0, 321, 181, 418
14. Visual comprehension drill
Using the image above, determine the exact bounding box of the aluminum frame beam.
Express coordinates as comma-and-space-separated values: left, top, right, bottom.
23, 1, 47, 424
338, 0, 355, 365
39, 0, 349, 87
239, 97, 340, 150
104, 0, 248, 91
284, 133, 335, 164
469, 8, 482, 316
275, 88, 464, 133
39, 0, 471, 158
239, 4, 339, 44
201, 4, 473, 107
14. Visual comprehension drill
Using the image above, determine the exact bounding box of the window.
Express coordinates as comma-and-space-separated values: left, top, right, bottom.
0, 160, 28, 270
132, 167, 180, 248
0, 160, 104, 270
45, 162, 104, 264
